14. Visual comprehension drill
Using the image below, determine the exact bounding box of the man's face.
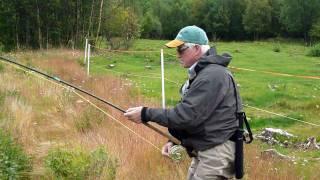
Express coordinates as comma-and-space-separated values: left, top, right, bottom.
176, 44, 198, 68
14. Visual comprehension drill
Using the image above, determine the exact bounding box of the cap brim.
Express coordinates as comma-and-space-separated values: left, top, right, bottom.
165, 39, 184, 48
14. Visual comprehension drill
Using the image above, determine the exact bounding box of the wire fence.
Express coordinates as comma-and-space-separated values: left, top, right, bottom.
82, 46, 320, 128
3, 41, 320, 132
90, 44, 320, 81
229, 66, 320, 80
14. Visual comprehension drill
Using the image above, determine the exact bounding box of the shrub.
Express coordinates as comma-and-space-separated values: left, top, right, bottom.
88, 147, 117, 179
77, 58, 86, 67
0, 130, 32, 179
75, 107, 104, 133
45, 147, 117, 179
234, 48, 241, 53
0, 43, 4, 52
308, 43, 320, 57
272, 43, 281, 53
0, 63, 4, 73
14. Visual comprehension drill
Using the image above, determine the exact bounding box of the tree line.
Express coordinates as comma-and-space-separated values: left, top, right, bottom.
0, 0, 320, 51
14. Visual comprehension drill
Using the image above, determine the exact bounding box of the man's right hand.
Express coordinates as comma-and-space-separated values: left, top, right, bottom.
161, 141, 174, 157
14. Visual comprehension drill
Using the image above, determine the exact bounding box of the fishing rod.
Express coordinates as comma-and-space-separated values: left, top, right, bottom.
0, 55, 181, 145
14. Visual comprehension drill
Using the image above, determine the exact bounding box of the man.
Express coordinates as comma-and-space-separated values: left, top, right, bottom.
124, 25, 242, 180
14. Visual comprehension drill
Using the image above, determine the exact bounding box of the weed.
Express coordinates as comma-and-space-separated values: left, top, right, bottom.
0, 130, 32, 179
75, 107, 104, 133
272, 43, 281, 52
307, 43, 320, 57
88, 147, 118, 179
0, 63, 4, 73
45, 147, 117, 179
77, 58, 86, 67
0, 90, 20, 107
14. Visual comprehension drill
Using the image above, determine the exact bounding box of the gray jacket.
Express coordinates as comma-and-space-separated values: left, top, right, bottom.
141, 48, 242, 151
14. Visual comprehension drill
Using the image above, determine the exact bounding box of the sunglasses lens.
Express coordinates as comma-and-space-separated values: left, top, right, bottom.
177, 46, 188, 54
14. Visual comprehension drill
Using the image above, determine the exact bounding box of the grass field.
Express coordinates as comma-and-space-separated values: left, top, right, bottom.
91, 39, 320, 136
0, 39, 319, 179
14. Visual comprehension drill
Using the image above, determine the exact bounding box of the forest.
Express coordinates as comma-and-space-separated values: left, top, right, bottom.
1, 0, 320, 51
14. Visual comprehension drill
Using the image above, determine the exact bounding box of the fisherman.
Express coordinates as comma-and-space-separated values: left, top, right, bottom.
124, 25, 242, 180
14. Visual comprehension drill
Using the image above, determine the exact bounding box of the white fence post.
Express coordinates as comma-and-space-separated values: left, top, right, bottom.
87, 44, 91, 76
161, 49, 166, 109
84, 38, 88, 64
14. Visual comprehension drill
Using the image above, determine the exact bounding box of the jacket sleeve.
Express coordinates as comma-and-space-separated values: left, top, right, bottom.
143, 70, 229, 130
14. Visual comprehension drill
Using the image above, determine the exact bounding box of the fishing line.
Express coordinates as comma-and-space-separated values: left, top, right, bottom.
2, 59, 163, 152
0, 56, 181, 145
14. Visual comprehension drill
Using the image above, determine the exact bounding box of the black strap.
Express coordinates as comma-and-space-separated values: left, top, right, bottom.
228, 73, 253, 144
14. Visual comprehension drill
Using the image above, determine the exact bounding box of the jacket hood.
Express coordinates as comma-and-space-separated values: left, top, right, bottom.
197, 47, 232, 69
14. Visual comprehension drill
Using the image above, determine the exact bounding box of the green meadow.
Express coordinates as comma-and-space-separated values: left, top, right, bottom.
90, 39, 320, 145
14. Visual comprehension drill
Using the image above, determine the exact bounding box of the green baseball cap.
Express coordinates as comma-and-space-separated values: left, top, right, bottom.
165, 25, 209, 48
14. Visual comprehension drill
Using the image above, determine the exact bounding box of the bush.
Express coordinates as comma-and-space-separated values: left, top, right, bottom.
0, 130, 32, 179
45, 147, 117, 179
0, 63, 3, 73
0, 43, 4, 52
308, 44, 320, 57
272, 43, 281, 53
75, 107, 104, 133
77, 58, 86, 67
88, 147, 117, 179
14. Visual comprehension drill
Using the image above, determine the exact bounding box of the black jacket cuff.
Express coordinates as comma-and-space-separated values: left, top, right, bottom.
141, 107, 149, 123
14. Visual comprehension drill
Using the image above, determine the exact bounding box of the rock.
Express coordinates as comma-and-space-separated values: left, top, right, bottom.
303, 137, 320, 150
261, 149, 291, 160
256, 128, 296, 146
145, 65, 152, 69
268, 84, 279, 91
108, 64, 115, 68
262, 128, 295, 138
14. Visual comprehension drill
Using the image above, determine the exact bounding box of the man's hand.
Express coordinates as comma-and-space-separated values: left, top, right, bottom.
124, 106, 143, 124
161, 141, 174, 157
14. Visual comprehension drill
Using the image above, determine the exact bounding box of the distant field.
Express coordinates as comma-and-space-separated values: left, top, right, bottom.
90, 39, 320, 138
